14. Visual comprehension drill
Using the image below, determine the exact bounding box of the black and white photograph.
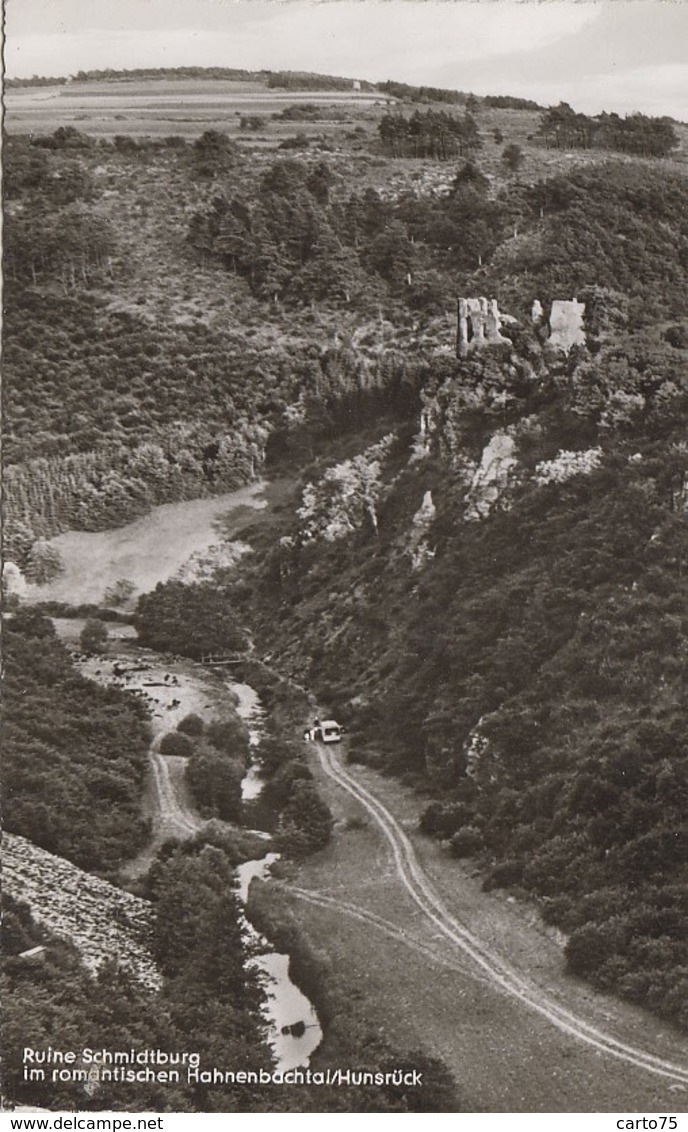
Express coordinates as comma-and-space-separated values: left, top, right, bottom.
2, 0, 688, 1118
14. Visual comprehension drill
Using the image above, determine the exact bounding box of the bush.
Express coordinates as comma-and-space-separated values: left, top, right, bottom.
484, 859, 524, 889
185, 746, 243, 820
664, 324, 688, 349
278, 780, 333, 855
24, 540, 63, 584
79, 618, 108, 654
419, 801, 474, 838
159, 732, 194, 757
206, 716, 250, 759
103, 578, 136, 607
177, 713, 204, 737
565, 919, 629, 977
449, 826, 484, 858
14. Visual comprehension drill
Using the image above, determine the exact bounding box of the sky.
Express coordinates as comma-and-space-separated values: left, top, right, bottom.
5, 0, 688, 120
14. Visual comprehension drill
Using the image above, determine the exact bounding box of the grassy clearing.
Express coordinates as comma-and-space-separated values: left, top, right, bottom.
282, 746, 688, 1112
22, 483, 266, 608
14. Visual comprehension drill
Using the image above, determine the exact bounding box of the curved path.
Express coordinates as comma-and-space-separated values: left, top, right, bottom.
148, 744, 205, 840
316, 743, 688, 1086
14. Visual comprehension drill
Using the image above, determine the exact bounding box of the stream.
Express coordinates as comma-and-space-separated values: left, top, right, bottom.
236, 853, 322, 1071
60, 633, 323, 1071
230, 680, 323, 1069
43, 477, 323, 1071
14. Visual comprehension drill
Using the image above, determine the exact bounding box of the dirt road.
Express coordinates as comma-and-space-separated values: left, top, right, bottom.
289, 741, 688, 1110
315, 744, 687, 1084
74, 644, 236, 877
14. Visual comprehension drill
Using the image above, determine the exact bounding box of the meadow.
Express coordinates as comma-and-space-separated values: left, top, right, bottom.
4, 77, 389, 139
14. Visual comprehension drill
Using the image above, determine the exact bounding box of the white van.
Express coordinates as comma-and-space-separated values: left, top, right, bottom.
304, 719, 345, 743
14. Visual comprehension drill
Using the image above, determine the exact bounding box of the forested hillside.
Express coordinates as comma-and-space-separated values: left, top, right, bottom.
3, 611, 151, 872
5, 105, 687, 572
237, 290, 688, 1029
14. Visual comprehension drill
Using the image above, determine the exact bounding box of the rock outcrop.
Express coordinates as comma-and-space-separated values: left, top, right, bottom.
407, 490, 436, 570
2, 561, 27, 597
549, 299, 586, 350
534, 447, 603, 485
465, 432, 519, 520
3, 833, 161, 991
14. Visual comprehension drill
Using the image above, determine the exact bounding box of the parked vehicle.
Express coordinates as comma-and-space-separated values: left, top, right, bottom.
303, 718, 345, 743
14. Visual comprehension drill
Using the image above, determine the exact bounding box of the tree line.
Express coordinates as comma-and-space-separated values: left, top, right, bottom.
378, 109, 482, 159
536, 103, 679, 158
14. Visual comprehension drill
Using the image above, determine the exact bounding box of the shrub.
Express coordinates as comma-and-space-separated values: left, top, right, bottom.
664, 324, 688, 349
206, 716, 250, 759
185, 747, 243, 820
278, 781, 333, 854
565, 919, 629, 977
485, 859, 524, 889
177, 713, 204, 737
79, 618, 108, 654
159, 732, 194, 757
449, 825, 484, 858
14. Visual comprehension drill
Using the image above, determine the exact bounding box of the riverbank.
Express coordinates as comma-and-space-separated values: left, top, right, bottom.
52, 618, 323, 1072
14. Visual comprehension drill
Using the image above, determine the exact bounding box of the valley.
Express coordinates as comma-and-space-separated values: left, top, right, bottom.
3, 62, 688, 1114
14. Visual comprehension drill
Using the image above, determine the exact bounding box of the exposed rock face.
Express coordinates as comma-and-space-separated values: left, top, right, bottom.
465, 432, 518, 520
464, 719, 489, 778
410, 395, 439, 461
547, 299, 586, 350
531, 299, 544, 323
3, 833, 161, 991
295, 435, 394, 543
457, 297, 509, 357
535, 447, 603, 484
407, 490, 436, 570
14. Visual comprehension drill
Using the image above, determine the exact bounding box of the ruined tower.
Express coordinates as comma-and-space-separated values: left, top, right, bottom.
457, 297, 509, 357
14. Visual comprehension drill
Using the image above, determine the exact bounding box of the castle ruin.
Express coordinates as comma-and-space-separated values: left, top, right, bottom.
457, 297, 509, 358
532, 297, 586, 351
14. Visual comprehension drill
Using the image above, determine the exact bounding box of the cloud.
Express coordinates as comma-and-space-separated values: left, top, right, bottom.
572, 63, 688, 119
6, 1, 599, 80
6, 0, 686, 119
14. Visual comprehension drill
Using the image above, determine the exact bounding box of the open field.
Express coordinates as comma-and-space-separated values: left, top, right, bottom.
4, 78, 391, 138
22, 483, 267, 608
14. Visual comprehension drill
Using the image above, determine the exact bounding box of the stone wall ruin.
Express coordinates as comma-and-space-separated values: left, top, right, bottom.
532, 297, 586, 351
457, 297, 509, 357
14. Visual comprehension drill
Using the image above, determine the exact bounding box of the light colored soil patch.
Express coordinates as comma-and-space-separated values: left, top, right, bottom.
23, 482, 266, 608
280, 746, 688, 1113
